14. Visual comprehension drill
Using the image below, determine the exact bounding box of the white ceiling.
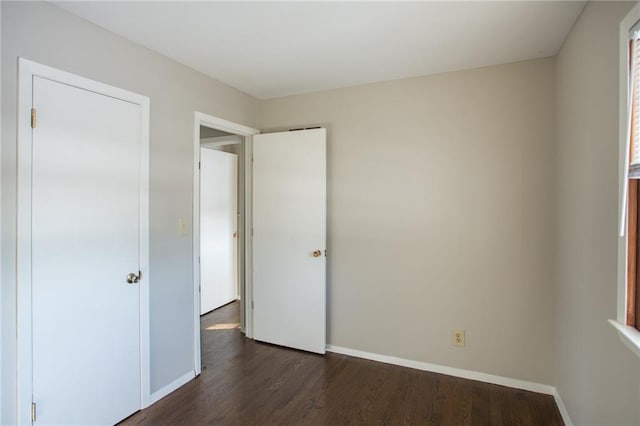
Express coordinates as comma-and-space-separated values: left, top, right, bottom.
54, 1, 586, 100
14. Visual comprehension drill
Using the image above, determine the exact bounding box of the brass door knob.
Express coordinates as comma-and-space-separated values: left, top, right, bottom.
312, 250, 322, 257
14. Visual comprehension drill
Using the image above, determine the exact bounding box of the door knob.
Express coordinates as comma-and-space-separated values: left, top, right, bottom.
126, 272, 140, 284
312, 250, 322, 258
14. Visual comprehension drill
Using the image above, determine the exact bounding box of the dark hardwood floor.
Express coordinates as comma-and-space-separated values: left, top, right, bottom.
120, 302, 563, 425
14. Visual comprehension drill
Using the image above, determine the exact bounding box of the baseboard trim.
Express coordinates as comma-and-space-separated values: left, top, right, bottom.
148, 370, 195, 407
552, 389, 574, 426
326, 345, 555, 395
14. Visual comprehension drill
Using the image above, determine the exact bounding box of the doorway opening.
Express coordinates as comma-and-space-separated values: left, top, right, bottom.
192, 112, 258, 375
200, 128, 240, 316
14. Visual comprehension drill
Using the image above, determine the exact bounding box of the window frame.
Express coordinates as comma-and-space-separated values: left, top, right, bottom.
626, 179, 639, 329
612, 3, 640, 359
627, 30, 640, 330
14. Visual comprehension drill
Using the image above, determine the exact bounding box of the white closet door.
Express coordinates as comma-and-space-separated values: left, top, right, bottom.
31, 76, 142, 425
200, 149, 238, 314
252, 128, 326, 354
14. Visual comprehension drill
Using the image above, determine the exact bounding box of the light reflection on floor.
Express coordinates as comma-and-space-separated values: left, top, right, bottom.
205, 322, 240, 330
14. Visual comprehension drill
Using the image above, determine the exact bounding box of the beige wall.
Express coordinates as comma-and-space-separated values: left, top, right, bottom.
1, 2, 258, 423
555, 2, 640, 425
6, 2, 640, 424
259, 58, 556, 384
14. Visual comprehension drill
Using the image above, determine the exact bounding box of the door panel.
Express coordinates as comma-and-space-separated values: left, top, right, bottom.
200, 149, 238, 314
31, 76, 141, 425
252, 128, 326, 354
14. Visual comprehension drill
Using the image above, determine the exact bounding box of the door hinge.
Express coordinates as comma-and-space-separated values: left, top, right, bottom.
198, 161, 201, 170
31, 108, 36, 128
138, 270, 142, 281
31, 402, 36, 423
325, 249, 327, 257
252, 300, 254, 310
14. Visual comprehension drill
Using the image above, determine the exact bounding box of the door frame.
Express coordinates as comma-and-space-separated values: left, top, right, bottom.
16, 58, 151, 424
192, 112, 258, 375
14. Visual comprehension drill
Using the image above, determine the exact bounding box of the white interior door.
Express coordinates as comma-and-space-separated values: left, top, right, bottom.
252, 128, 326, 354
200, 148, 238, 314
31, 76, 142, 425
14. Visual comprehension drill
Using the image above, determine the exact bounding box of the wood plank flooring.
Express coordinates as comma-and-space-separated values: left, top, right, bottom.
120, 302, 563, 425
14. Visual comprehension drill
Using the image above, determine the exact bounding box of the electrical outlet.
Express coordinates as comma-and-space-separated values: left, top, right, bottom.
452, 329, 465, 347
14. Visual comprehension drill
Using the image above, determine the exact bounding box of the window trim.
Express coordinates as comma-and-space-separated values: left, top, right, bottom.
626, 180, 638, 328
609, 320, 640, 359
613, 2, 640, 359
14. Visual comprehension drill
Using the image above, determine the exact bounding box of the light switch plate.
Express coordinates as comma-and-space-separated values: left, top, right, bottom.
178, 217, 189, 235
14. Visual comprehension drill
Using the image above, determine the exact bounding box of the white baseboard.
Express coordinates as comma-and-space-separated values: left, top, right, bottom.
552, 389, 574, 426
147, 370, 195, 406
326, 345, 555, 395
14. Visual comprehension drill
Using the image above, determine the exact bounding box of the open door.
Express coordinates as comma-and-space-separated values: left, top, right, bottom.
200, 148, 238, 315
252, 128, 326, 354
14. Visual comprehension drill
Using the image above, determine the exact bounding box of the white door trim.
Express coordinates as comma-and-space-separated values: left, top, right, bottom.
16, 58, 151, 424
193, 112, 258, 376
200, 135, 243, 147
